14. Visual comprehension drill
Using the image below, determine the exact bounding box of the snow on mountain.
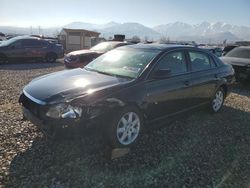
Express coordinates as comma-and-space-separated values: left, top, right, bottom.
153, 21, 250, 42
100, 22, 160, 39
153, 22, 193, 38
64, 21, 120, 30
64, 22, 101, 30
180, 31, 240, 43
1, 21, 249, 43
102, 21, 120, 29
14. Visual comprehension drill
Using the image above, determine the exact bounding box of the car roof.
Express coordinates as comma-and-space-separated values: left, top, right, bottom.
101, 41, 129, 44
236, 46, 250, 49
121, 43, 196, 51
200, 46, 221, 50
11, 36, 41, 40
224, 45, 238, 47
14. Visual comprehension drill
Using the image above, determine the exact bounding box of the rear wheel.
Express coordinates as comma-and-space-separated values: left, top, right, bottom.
106, 106, 143, 148
210, 87, 225, 113
45, 53, 57, 63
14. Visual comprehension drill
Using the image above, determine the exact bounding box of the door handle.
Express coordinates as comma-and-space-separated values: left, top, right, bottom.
184, 80, 190, 86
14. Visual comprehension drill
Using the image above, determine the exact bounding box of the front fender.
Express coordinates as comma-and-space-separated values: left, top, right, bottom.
78, 85, 146, 122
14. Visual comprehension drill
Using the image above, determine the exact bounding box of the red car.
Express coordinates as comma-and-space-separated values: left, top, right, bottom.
64, 41, 131, 68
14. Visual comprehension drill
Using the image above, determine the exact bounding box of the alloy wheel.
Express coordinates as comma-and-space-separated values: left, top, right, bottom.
116, 112, 140, 145
212, 90, 224, 112
46, 54, 56, 63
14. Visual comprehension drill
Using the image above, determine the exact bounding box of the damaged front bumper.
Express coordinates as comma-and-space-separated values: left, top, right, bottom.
19, 90, 107, 138
22, 106, 88, 138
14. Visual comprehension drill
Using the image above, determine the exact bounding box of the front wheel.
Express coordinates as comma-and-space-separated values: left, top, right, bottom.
210, 87, 225, 113
106, 107, 143, 148
45, 53, 57, 63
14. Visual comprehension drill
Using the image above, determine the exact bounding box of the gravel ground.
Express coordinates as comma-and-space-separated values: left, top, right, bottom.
0, 62, 250, 188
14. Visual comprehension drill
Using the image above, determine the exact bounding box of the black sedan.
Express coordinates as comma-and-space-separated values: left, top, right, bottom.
19, 44, 235, 148
220, 46, 250, 80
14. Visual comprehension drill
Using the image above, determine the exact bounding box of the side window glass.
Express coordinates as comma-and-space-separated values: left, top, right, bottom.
21, 39, 40, 47
157, 51, 187, 75
189, 51, 211, 71
40, 40, 48, 47
13, 41, 22, 48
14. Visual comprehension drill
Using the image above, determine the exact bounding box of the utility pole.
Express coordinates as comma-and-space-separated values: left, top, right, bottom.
38, 26, 41, 35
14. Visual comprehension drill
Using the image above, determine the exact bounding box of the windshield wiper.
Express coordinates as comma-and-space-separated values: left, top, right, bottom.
84, 67, 94, 71
84, 67, 133, 79
85, 67, 114, 75
114, 74, 134, 79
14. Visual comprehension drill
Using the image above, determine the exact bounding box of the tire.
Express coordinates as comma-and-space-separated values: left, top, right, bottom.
106, 106, 143, 148
210, 87, 225, 113
45, 53, 57, 63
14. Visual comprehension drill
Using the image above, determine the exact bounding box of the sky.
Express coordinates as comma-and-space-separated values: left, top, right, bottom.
0, 0, 250, 27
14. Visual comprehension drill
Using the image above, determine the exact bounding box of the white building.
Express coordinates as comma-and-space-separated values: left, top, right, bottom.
59, 28, 100, 52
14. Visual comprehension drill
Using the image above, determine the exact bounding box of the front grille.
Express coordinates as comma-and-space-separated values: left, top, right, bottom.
20, 93, 41, 117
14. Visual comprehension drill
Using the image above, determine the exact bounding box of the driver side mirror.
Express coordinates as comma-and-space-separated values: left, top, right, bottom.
153, 68, 171, 79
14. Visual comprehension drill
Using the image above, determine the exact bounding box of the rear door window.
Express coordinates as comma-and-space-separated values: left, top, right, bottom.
39, 40, 48, 47
21, 39, 45, 48
188, 51, 212, 71
13, 40, 23, 48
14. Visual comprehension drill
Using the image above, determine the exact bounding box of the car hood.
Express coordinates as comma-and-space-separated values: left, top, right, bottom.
23, 68, 132, 104
220, 56, 250, 67
0, 44, 8, 49
68, 49, 99, 56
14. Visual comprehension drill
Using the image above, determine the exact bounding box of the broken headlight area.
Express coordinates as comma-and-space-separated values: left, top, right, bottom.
46, 103, 82, 119
65, 55, 78, 63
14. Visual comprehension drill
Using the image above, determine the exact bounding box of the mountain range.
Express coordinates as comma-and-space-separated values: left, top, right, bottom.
1, 21, 250, 43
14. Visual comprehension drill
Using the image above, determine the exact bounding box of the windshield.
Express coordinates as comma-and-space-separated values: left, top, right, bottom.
85, 49, 160, 78
0, 37, 20, 46
226, 47, 250, 59
90, 42, 118, 52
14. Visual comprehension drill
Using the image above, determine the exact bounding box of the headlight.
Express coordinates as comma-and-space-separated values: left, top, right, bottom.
65, 55, 78, 63
46, 103, 82, 119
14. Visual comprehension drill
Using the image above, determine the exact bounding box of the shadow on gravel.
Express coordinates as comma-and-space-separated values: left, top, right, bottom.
0, 61, 64, 71
7, 106, 250, 187
232, 81, 250, 97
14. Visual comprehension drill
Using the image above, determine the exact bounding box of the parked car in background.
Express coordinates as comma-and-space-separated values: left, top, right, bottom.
64, 41, 131, 68
0, 36, 64, 63
0, 32, 6, 41
31, 35, 60, 44
200, 46, 222, 57
222, 45, 238, 56
220, 46, 250, 80
20, 44, 234, 147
